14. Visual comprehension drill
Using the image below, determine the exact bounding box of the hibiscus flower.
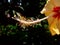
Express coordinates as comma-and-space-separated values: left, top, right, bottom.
41, 0, 60, 36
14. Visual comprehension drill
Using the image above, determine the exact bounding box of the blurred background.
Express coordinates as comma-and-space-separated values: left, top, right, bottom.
0, 0, 60, 45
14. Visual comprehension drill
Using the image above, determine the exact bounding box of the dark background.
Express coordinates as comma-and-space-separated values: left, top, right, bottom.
0, 0, 60, 45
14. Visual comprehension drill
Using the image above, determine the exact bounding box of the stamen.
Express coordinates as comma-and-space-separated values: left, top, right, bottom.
12, 12, 53, 27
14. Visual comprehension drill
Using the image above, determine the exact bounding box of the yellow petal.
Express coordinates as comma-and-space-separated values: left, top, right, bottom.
53, 0, 60, 6
49, 18, 60, 35
41, 0, 55, 15
41, 0, 60, 15
40, 0, 60, 36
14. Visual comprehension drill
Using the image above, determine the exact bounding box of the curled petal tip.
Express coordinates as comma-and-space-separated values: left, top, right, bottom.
40, 8, 46, 14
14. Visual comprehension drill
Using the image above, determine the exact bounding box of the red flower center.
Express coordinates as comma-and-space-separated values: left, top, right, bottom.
53, 7, 60, 19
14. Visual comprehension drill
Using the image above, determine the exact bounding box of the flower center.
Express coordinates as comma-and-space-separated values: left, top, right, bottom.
52, 7, 60, 19
59, 10, 60, 13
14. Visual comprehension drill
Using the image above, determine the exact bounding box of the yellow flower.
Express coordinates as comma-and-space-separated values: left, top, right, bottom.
41, 0, 60, 36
